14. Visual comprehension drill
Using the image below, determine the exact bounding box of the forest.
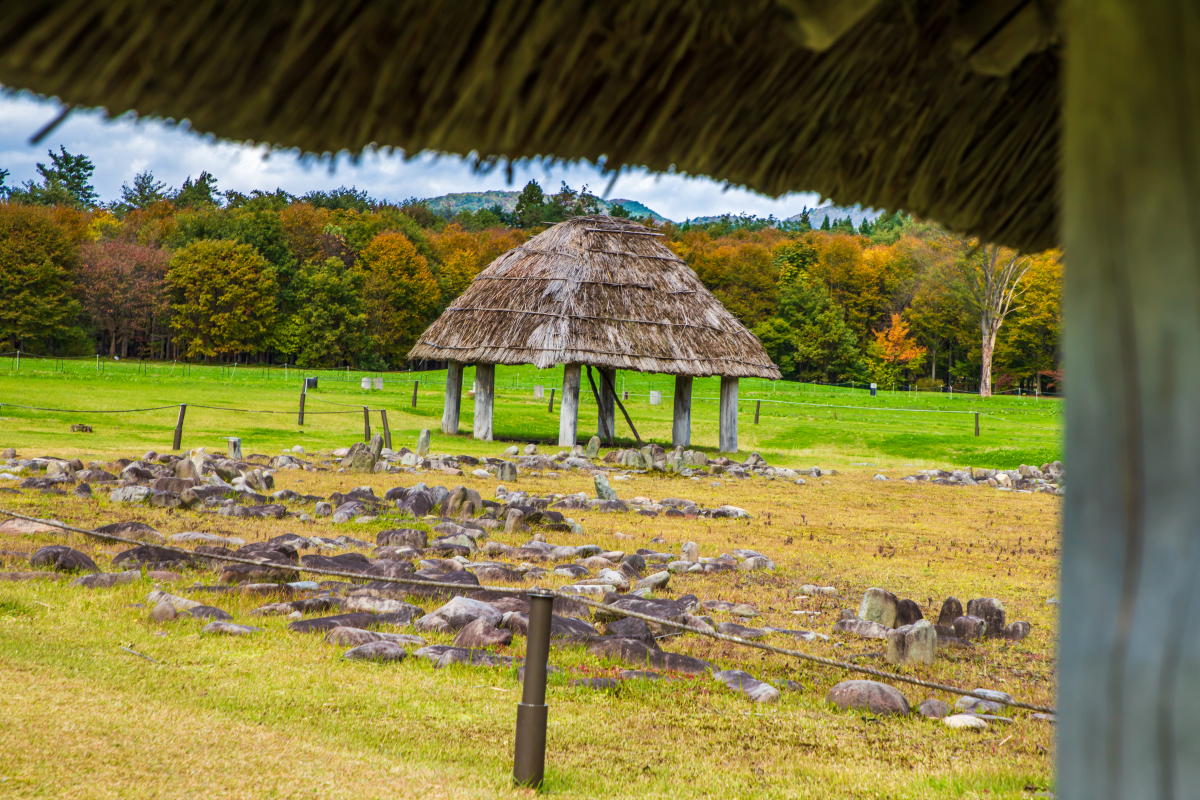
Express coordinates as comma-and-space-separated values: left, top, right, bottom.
0, 147, 1061, 396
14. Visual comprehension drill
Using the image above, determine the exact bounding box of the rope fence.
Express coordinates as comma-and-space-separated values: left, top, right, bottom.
0, 508, 1056, 715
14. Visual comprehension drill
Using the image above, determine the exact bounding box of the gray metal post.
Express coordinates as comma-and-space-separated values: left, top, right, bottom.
513, 592, 554, 788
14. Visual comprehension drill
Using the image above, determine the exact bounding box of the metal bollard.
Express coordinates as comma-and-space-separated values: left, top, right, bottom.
513, 592, 554, 788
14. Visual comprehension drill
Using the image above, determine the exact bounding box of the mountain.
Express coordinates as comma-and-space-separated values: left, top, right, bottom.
420, 191, 671, 223
786, 204, 885, 229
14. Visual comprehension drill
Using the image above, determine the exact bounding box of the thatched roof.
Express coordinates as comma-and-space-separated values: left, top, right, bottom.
0, 1, 1059, 253
409, 216, 781, 379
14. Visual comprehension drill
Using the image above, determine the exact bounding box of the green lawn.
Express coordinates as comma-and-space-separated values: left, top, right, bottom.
0, 357, 1060, 470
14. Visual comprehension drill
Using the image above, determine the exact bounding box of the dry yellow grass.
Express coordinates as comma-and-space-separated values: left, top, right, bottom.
0, 449, 1059, 799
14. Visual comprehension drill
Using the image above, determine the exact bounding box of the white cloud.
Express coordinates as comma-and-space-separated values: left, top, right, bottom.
0, 91, 824, 221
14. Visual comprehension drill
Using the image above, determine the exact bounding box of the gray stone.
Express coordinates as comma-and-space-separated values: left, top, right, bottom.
966, 598, 1006, 638
681, 541, 699, 562
832, 619, 891, 639
737, 556, 774, 571
504, 509, 525, 534
953, 615, 988, 640
109, 486, 154, 503
343, 640, 409, 662
202, 622, 259, 636
523, 444, 538, 455
715, 669, 781, 703
634, 570, 670, 591
937, 597, 964, 626
826, 680, 910, 716
227, 437, 242, 460
585, 436, 600, 458
955, 690, 1011, 714
943, 714, 988, 730
594, 474, 617, 502
1004, 620, 1032, 641
417, 429, 431, 457
29, 546, 98, 573
918, 698, 952, 718
452, 617, 513, 648
894, 598, 924, 627
150, 600, 178, 622
497, 461, 518, 482
859, 587, 899, 628
885, 619, 937, 665
71, 570, 140, 589
324, 627, 426, 647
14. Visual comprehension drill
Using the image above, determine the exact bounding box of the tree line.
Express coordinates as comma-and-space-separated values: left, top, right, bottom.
0, 148, 1060, 394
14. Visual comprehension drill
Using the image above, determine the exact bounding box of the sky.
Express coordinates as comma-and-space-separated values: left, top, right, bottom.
0, 90, 825, 222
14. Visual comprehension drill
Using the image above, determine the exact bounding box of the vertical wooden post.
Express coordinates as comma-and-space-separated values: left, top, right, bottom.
172, 404, 186, 450
672, 375, 692, 449
548, 388, 556, 413
719, 376, 738, 453
298, 389, 306, 426
381, 410, 392, 451
558, 364, 581, 447
362, 407, 371, 442
974, 412, 979, 437
755, 400, 761, 425
1058, 5, 1200, 798
412, 380, 419, 408
442, 361, 463, 434
474, 363, 495, 441
598, 367, 616, 441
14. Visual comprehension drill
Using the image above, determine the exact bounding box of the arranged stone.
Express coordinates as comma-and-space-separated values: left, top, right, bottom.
150, 600, 178, 622
953, 615, 988, 640
714, 669, 781, 703
826, 680, 910, 716
587, 637, 713, 676
894, 598, 924, 627
858, 587, 899, 628
918, 698, 952, 718
71, 570, 140, 588
1004, 620, 1032, 641
413, 596, 501, 633
832, 619, 891, 639
202, 622, 259, 635
966, 598, 1006, 638
885, 619, 937, 665
452, 617, 513, 648
343, 641, 409, 662
956, 689, 1012, 714
594, 475, 617, 502
29, 546, 98, 573
943, 714, 988, 730
417, 429, 431, 457
188, 605, 233, 621
937, 597, 964, 626
324, 627, 426, 647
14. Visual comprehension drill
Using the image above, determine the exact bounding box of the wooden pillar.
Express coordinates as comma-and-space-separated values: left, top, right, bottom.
1060, 5, 1200, 798
473, 363, 494, 441
597, 367, 616, 440
441, 361, 462, 435
672, 375, 692, 448
719, 377, 738, 453
558, 364, 581, 447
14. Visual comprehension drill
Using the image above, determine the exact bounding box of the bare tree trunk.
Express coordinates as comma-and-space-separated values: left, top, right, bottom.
980, 322, 1000, 397
1061, 3, 1200, 798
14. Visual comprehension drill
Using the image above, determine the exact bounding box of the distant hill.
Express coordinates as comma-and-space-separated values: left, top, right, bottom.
421, 191, 670, 223
786, 204, 885, 229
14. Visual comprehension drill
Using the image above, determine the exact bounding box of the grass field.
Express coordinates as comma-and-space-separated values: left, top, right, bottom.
0, 357, 1061, 471
0, 362, 1061, 799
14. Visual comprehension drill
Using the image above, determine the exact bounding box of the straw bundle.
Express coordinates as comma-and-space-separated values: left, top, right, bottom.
408, 216, 780, 379
0, 1, 1059, 253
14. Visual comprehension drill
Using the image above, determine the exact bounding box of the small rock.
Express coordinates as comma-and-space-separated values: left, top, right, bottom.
202, 622, 259, 636
943, 714, 988, 730
150, 600, 178, 622
1004, 620, 1032, 641
826, 680, 910, 716
344, 641, 409, 662
523, 444, 538, 455
966, 598, 1006, 638
918, 698, 951, 719
594, 474, 617, 502
953, 615, 988, 641
417, 430, 431, 457
497, 461, 517, 482
584, 436, 600, 458
715, 669, 781, 703
634, 571, 669, 591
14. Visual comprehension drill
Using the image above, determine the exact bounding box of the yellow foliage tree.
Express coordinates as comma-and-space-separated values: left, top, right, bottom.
354, 232, 439, 363
868, 313, 926, 387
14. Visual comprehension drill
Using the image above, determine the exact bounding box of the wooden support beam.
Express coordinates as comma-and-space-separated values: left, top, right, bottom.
598, 367, 616, 441
473, 363, 495, 441
719, 377, 738, 453
441, 361, 462, 434
558, 364, 581, 447
672, 375, 692, 448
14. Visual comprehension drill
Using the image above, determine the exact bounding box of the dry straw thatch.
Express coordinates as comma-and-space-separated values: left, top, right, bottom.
408, 216, 781, 379
0, 1, 1059, 253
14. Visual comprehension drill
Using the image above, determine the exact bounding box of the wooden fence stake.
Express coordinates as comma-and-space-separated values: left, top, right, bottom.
548, 388, 556, 413
298, 390, 306, 426
173, 404, 187, 450
381, 410, 392, 450
975, 412, 980, 437
412, 381, 419, 408
755, 400, 761, 425
363, 407, 371, 442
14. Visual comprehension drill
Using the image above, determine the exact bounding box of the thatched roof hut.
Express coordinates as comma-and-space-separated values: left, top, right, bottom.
409, 216, 779, 378
0, 1, 1057, 253
411, 215, 778, 451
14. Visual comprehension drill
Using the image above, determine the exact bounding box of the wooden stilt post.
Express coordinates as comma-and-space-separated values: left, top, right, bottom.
474, 363, 495, 441
558, 364, 581, 447
442, 361, 462, 434
719, 377, 738, 453
172, 404, 186, 450
672, 375, 692, 448
598, 367, 616, 441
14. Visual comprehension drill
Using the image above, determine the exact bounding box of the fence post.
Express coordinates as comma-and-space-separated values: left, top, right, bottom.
15, 350, 19, 372
173, 404, 187, 450
513, 591, 554, 788
548, 388, 556, 413
381, 409, 392, 451
298, 389, 306, 426
412, 381, 419, 408
755, 400, 761, 425
363, 407, 371, 442
975, 412, 980, 437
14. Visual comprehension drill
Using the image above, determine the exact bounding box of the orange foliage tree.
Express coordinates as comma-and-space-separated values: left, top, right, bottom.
868, 313, 926, 386
353, 232, 440, 363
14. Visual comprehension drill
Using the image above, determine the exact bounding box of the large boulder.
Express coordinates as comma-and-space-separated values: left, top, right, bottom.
826, 680, 910, 716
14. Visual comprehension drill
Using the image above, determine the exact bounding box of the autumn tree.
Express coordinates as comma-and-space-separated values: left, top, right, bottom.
0, 202, 86, 353
951, 241, 1031, 397
867, 313, 927, 387
76, 241, 170, 357
272, 258, 368, 367
167, 240, 277, 360
354, 232, 439, 362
